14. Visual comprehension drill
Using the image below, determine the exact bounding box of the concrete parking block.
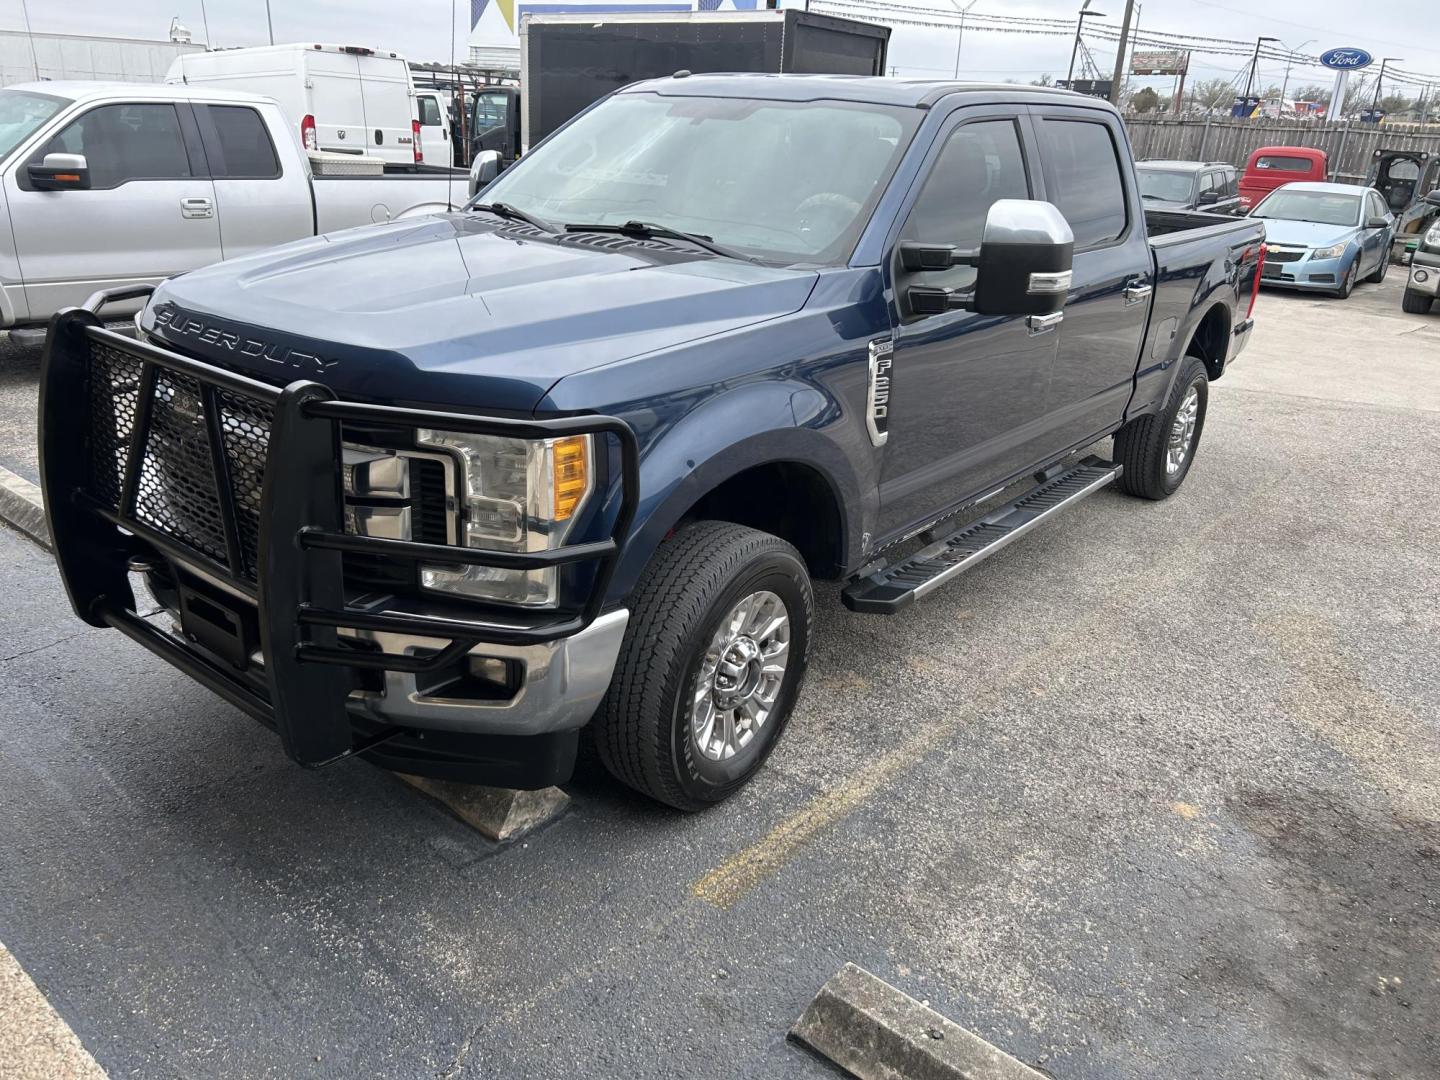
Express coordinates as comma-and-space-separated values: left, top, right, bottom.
791, 963, 1047, 1080
397, 773, 570, 843
0, 465, 46, 550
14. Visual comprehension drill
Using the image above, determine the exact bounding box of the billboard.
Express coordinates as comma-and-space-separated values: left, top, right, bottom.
1130, 50, 1187, 76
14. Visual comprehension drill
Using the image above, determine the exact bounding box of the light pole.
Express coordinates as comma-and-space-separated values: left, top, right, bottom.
1066, 1, 1107, 89
1371, 57, 1402, 112
1278, 38, 1315, 115
949, 0, 980, 80
1242, 35, 1279, 105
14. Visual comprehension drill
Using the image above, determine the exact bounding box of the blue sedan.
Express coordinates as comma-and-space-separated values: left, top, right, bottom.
1251, 182, 1396, 299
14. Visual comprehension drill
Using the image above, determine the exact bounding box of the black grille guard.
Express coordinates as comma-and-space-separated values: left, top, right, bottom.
39, 286, 639, 768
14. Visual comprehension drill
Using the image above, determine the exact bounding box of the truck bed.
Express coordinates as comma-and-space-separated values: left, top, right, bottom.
1145, 207, 1249, 241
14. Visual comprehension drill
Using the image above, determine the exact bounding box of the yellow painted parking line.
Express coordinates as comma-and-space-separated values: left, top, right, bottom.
0, 942, 107, 1080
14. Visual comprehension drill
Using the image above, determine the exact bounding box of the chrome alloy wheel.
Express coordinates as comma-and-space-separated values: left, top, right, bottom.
690, 590, 791, 762
1166, 385, 1200, 476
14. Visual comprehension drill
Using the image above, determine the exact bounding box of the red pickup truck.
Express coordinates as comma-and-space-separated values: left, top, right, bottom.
1239, 146, 1329, 211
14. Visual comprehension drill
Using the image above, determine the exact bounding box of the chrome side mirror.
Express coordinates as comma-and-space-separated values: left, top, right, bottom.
468, 150, 501, 197
30, 152, 91, 191
903, 200, 1075, 318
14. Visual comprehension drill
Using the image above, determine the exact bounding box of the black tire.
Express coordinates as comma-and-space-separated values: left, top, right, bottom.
591, 521, 813, 811
1333, 258, 1358, 299
1366, 251, 1389, 284
1402, 288, 1434, 314
1112, 354, 1209, 501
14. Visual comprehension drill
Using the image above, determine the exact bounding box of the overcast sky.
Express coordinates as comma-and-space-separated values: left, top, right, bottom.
8, 0, 1439, 95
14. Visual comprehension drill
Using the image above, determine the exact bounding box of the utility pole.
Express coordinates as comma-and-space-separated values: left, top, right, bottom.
1278, 38, 1315, 116
19, 0, 39, 80
265, 0, 275, 46
1372, 58, 1402, 112
1108, 0, 1135, 105
1066, 1, 1105, 88
949, 0, 979, 80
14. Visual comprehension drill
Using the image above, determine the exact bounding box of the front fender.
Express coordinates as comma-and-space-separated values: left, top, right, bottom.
607, 380, 868, 601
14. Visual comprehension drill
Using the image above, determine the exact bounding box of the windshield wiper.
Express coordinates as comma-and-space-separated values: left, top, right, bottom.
563, 220, 756, 262
471, 201, 558, 234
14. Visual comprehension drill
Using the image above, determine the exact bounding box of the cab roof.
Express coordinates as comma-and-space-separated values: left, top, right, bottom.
4, 80, 277, 106
620, 73, 1111, 111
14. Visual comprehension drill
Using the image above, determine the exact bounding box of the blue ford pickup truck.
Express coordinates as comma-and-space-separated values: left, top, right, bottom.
39, 76, 1264, 810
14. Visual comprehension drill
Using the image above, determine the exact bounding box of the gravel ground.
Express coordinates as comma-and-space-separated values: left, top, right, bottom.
0, 277, 1437, 1079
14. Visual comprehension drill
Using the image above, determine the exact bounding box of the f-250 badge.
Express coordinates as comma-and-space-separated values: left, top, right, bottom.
866, 337, 893, 447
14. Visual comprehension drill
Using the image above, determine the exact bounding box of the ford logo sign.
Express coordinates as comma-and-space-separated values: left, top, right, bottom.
1319, 48, 1374, 70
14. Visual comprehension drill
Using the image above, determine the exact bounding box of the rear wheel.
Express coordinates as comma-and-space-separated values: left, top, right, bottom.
1113, 354, 1209, 501
1402, 288, 1434, 314
591, 521, 813, 811
1366, 251, 1389, 284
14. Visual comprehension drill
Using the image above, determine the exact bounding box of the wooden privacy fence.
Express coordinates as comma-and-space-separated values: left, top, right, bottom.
1124, 118, 1440, 181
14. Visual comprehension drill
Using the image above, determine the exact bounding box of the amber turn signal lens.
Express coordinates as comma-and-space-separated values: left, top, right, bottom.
552, 435, 589, 521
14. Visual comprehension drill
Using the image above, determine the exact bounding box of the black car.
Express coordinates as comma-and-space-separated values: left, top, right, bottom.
1137, 159, 1241, 214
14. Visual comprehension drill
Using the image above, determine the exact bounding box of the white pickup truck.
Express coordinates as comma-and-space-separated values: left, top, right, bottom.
0, 81, 472, 340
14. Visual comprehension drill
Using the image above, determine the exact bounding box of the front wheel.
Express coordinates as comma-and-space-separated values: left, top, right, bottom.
1334, 258, 1358, 299
591, 521, 813, 811
1112, 354, 1209, 501
1402, 288, 1434, 315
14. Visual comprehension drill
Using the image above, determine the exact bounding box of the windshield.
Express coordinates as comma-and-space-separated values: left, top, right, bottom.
1136, 168, 1195, 203
471, 91, 509, 137
0, 90, 69, 163
478, 92, 920, 265
1251, 189, 1362, 227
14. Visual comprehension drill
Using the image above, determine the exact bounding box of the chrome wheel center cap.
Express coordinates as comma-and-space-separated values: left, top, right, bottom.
689, 589, 792, 762
712, 637, 762, 707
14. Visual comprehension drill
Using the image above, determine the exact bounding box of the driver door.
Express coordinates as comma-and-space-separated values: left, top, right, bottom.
876, 109, 1061, 538
7, 101, 220, 319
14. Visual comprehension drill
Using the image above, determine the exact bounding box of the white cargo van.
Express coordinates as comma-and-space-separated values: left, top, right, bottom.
166, 43, 422, 167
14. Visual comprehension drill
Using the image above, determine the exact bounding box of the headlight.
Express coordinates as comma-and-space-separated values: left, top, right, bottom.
1310, 243, 1348, 260
1425, 222, 1440, 247
415, 430, 593, 606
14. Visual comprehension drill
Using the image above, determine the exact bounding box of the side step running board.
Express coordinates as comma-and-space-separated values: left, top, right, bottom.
842, 456, 1123, 614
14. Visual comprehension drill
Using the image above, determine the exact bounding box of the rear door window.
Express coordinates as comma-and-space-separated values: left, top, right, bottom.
1037, 118, 1128, 248
196, 105, 280, 179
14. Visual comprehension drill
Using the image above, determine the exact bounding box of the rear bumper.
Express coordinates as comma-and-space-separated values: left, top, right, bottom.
1230, 317, 1254, 363
39, 286, 639, 783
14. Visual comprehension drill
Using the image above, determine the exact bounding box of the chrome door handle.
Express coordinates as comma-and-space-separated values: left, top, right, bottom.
1027, 312, 1063, 335
180, 197, 213, 219
1123, 281, 1153, 305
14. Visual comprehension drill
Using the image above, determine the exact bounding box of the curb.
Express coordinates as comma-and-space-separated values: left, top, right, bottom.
790, 963, 1048, 1080
0, 465, 48, 550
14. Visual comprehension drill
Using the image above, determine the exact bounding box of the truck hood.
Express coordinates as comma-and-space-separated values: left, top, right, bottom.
1254, 218, 1359, 251
143, 213, 818, 413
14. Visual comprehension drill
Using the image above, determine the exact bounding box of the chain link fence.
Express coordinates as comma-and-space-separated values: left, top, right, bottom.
1124, 118, 1440, 181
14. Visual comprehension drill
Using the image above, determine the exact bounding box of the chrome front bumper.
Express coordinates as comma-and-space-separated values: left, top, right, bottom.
344, 608, 629, 736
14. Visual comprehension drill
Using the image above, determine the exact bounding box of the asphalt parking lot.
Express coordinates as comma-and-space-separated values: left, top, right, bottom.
1, 276, 1438, 1079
